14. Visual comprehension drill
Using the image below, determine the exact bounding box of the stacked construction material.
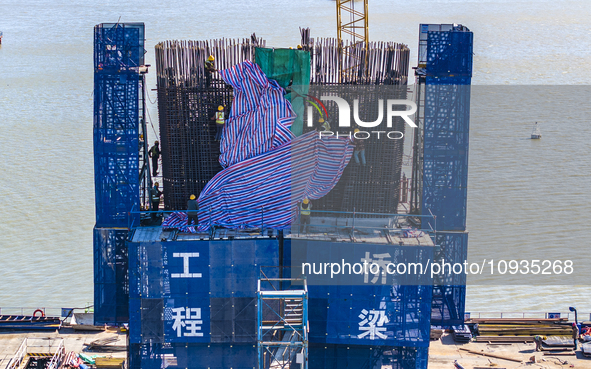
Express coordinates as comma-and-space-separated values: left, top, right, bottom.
0, 315, 62, 330
582, 342, 591, 357
452, 325, 472, 343
467, 317, 572, 342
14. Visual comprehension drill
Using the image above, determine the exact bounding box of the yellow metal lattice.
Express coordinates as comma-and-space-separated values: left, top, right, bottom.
336, 0, 369, 82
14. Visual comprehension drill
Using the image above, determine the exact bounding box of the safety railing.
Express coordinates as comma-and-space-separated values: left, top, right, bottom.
6, 339, 26, 369
47, 340, 65, 369
0, 305, 92, 318
129, 206, 436, 234
465, 311, 589, 322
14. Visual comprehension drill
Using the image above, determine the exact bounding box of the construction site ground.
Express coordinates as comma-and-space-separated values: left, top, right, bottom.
0, 328, 126, 369
428, 333, 589, 369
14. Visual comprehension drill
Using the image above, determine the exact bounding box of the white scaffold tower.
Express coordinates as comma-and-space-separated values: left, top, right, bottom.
257, 273, 308, 369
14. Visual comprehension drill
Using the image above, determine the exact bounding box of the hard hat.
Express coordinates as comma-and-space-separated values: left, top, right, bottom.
354, 129, 360, 133
190, 194, 196, 200
289, 47, 293, 49
155, 140, 159, 144
208, 55, 215, 61
218, 105, 224, 111
155, 182, 159, 186
303, 198, 309, 204
297, 44, 302, 49
318, 118, 325, 123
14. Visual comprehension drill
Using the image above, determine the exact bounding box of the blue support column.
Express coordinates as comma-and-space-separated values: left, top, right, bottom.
418, 24, 473, 327
93, 22, 145, 325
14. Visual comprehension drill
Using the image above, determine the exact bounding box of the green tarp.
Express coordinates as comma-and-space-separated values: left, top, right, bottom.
255, 48, 310, 136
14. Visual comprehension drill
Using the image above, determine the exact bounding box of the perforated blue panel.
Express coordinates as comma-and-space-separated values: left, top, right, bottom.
425, 31, 472, 78
421, 82, 471, 232
431, 232, 468, 326
93, 23, 144, 227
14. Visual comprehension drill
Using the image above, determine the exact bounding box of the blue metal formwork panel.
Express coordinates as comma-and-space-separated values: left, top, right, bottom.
309, 344, 428, 369
128, 343, 163, 369
93, 228, 129, 325
431, 232, 468, 326
127, 240, 280, 347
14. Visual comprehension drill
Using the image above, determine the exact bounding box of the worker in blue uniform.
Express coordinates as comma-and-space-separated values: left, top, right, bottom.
150, 182, 163, 219
352, 129, 366, 166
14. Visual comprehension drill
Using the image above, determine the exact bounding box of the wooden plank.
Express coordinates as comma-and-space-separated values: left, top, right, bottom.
95, 357, 125, 368
543, 351, 575, 356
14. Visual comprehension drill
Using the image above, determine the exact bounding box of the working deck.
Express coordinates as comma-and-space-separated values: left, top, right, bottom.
131, 215, 435, 246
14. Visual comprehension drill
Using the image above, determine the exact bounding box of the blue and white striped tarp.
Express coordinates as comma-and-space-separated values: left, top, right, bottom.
218, 60, 295, 168
197, 130, 353, 230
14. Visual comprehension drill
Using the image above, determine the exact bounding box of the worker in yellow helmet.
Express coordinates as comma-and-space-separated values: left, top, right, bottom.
205, 55, 217, 87
352, 129, 366, 166
533, 335, 547, 351
299, 198, 312, 233
211, 105, 226, 141
297, 44, 303, 50
187, 194, 198, 226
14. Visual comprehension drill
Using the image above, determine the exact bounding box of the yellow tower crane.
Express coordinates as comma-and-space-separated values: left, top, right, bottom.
336, 0, 369, 83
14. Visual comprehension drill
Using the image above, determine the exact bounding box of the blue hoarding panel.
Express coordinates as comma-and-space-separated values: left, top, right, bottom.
309, 344, 428, 369
321, 285, 431, 347
93, 228, 128, 325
